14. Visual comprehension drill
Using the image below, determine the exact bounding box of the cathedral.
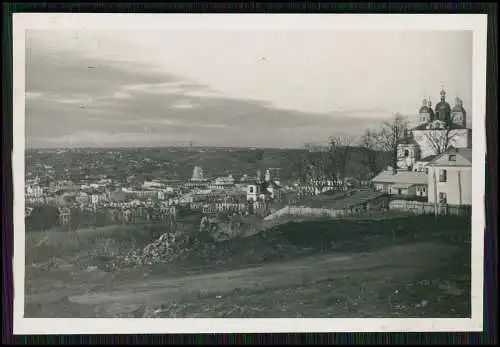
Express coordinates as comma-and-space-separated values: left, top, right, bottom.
396, 87, 472, 171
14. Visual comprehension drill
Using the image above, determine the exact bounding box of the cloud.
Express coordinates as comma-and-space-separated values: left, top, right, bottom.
111, 91, 131, 99
25, 91, 43, 100
25, 35, 388, 148
170, 99, 199, 109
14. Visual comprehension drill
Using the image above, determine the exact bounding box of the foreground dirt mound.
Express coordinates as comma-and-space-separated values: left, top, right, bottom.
104, 215, 470, 272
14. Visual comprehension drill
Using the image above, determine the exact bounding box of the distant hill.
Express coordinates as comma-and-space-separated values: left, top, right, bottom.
25, 146, 390, 183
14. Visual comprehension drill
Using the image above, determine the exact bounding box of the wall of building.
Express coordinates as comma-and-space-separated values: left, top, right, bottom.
427, 166, 472, 205
374, 183, 390, 193
415, 184, 428, 197
397, 145, 419, 169
412, 129, 471, 158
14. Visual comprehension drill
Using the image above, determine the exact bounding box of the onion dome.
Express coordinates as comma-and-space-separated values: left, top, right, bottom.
452, 97, 466, 113
434, 88, 451, 115
419, 98, 430, 113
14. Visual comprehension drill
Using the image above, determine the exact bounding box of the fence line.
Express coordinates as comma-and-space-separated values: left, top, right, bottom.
264, 199, 471, 220
389, 200, 471, 216
264, 205, 369, 220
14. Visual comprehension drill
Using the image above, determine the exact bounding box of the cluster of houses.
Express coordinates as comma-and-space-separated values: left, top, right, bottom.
25, 160, 292, 226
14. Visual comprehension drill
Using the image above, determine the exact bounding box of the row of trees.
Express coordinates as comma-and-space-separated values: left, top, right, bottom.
295, 111, 459, 192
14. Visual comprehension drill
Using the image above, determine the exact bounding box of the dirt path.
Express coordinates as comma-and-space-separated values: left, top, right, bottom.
66, 242, 456, 309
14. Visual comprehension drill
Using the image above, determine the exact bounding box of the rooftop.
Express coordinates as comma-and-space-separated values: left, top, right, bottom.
371, 170, 428, 185
296, 190, 385, 209
418, 154, 439, 163
397, 137, 419, 146
428, 148, 472, 166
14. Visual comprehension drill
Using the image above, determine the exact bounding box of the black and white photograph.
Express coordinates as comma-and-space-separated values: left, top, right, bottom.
13, 14, 487, 333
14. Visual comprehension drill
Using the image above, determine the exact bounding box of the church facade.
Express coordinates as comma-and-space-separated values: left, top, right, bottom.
397, 88, 472, 171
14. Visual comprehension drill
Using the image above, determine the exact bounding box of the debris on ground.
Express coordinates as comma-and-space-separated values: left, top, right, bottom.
415, 299, 429, 308
438, 280, 464, 296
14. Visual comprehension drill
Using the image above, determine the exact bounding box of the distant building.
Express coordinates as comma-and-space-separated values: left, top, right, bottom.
110, 189, 127, 202
191, 165, 205, 181
246, 173, 283, 203
142, 181, 164, 189
396, 134, 420, 171
58, 207, 71, 225
26, 185, 43, 198
371, 170, 428, 197
214, 175, 235, 186
412, 154, 439, 173
264, 169, 271, 182
246, 182, 260, 202
427, 148, 472, 205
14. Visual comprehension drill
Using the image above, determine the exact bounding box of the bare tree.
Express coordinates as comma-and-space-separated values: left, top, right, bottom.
293, 146, 336, 196
366, 113, 409, 174
328, 135, 355, 189
359, 129, 381, 179
422, 117, 460, 156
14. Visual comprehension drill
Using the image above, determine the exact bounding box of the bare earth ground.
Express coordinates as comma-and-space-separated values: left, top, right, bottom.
25, 216, 471, 318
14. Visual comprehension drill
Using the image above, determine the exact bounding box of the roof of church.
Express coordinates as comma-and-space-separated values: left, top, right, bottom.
260, 180, 281, 189
396, 137, 419, 146
411, 122, 467, 131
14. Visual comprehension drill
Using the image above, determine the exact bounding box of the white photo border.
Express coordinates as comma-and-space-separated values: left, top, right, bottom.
12, 13, 487, 334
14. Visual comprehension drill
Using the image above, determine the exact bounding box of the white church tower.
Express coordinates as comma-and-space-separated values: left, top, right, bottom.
451, 96, 467, 128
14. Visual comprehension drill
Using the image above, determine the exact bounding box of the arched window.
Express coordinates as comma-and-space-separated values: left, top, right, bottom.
404, 149, 409, 157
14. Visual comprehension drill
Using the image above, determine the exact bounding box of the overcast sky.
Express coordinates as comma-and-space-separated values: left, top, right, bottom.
25, 30, 472, 148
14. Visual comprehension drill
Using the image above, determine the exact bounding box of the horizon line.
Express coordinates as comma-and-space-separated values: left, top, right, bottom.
25, 144, 309, 151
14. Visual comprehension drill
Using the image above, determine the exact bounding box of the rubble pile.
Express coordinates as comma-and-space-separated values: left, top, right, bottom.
106, 216, 262, 271
109, 230, 184, 270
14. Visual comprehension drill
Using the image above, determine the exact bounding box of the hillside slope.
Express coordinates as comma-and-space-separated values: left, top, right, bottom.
25, 216, 471, 318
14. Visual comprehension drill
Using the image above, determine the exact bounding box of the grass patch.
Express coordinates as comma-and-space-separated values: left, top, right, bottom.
25, 224, 173, 264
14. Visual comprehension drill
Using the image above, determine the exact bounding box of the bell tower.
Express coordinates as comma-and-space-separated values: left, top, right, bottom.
451, 97, 466, 128
418, 97, 430, 124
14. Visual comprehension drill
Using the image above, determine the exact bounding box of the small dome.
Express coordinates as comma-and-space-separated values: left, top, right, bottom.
419, 105, 431, 113
452, 97, 466, 113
